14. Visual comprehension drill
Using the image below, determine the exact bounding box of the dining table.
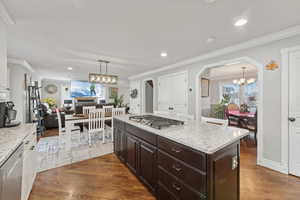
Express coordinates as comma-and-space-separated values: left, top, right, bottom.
228, 110, 255, 118
64, 114, 89, 150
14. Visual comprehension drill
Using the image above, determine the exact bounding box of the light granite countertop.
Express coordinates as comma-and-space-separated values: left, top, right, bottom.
114, 114, 249, 154
0, 123, 36, 166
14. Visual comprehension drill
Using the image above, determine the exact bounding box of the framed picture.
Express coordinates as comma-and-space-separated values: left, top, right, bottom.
109, 87, 118, 98
201, 78, 210, 97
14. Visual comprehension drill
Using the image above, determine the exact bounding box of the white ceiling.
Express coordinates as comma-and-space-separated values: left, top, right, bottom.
3, 0, 300, 81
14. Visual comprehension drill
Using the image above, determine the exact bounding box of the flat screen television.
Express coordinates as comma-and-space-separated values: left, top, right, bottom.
70, 80, 105, 98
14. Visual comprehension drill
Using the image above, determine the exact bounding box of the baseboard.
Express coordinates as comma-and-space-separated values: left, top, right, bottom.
257, 158, 289, 174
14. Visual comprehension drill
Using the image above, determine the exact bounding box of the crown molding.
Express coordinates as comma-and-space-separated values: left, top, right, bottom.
0, 1, 15, 25
129, 25, 300, 80
8, 58, 35, 73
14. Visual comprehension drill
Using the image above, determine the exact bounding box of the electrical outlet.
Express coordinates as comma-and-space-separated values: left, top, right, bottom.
232, 156, 238, 170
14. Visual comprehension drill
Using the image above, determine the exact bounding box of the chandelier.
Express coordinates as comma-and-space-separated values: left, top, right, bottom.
233, 67, 256, 86
89, 60, 118, 85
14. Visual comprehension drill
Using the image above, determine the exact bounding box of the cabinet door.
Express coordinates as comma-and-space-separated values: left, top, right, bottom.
126, 134, 139, 174
170, 72, 188, 114
113, 127, 121, 156
119, 130, 127, 162
158, 71, 188, 114
139, 141, 157, 193
22, 150, 37, 200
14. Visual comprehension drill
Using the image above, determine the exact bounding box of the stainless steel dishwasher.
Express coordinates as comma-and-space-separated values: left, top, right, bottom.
0, 143, 24, 200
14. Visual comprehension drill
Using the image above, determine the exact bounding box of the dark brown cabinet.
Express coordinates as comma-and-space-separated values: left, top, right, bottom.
139, 141, 157, 193
126, 134, 139, 173
114, 119, 240, 200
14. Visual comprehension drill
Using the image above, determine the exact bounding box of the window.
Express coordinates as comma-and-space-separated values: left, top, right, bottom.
221, 84, 240, 104
220, 81, 258, 108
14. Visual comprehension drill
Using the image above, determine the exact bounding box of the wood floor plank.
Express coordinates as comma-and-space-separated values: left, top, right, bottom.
30, 135, 300, 200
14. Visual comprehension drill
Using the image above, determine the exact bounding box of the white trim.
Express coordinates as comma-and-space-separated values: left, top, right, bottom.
280, 45, 300, 175
258, 158, 289, 174
141, 78, 156, 113
195, 57, 265, 168
0, 1, 15, 25
129, 25, 300, 80
8, 58, 35, 73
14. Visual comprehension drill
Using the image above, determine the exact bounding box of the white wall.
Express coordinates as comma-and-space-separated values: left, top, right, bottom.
9, 64, 39, 123
131, 34, 300, 167
41, 79, 70, 108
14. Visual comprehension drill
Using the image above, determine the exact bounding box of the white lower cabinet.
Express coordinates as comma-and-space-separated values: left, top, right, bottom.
22, 132, 37, 200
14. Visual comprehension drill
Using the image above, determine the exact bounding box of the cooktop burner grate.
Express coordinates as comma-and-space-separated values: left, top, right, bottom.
129, 115, 184, 129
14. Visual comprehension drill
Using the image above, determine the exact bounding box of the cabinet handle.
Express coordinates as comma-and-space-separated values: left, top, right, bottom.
171, 147, 181, 153
172, 182, 181, 191
172, 164, 182, 172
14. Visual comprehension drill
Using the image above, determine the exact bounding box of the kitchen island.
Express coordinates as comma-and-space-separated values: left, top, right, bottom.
113, 115, 249, 200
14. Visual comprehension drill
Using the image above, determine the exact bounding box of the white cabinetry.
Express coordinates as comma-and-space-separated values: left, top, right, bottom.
22, 131, 37, 200
158, 71, 188, 114
0, 20, 8, 90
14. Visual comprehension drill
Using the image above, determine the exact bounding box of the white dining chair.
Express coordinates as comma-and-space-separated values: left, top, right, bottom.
82, 106, 96, 115
88, 109, 105, 146
56, 109, 80, 148
103, 105, 114, 120
111, 107, 126, 142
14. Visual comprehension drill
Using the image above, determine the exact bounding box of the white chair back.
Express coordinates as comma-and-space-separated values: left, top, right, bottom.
88, 109, 105, 133
103, 105, 114, 119
113, 107, 126, 117
83, 106, 96, 115
56, 109, 63, 135
202, 117, 228, 126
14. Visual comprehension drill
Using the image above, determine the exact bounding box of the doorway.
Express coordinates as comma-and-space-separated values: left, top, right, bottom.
144, 80, 154, 113
195, 57, 264, 164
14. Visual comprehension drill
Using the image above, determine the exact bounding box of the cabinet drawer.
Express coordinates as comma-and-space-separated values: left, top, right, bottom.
125, 123, 157, 146
158, 150, 206, 195
158, 136, 206, 171
23, 132, 37, 152
157, 183, 178, 200
158, 167, 205, 200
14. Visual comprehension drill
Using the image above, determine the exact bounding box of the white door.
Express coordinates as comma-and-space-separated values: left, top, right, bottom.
158, 71, 188, 114
158, 76, 171, 111
170, 72, 188, 114
129, 80, 141, 114
289, 50, 300, 177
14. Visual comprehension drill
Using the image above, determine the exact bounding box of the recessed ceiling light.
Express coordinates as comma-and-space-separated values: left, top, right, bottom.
207, 37, 216, 43
160, 51, 168, 57
234, 18, 248, 27
67, 67, 73, 70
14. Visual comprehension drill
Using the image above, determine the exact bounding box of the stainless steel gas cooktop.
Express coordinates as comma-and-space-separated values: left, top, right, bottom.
129, 115, 184, 130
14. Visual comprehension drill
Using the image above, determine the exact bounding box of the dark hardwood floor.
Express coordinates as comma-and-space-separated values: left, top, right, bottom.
30, 133, 300, 200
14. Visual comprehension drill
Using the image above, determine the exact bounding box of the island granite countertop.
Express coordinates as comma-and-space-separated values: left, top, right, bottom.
114, 114, 249, 154
0, 123, 36, 166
